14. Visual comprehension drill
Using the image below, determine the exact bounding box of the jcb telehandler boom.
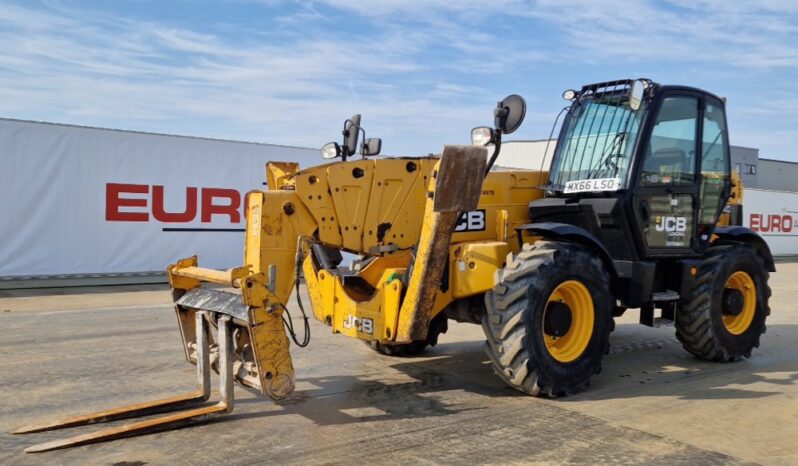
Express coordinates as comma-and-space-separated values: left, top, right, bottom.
16, 80, 772, 453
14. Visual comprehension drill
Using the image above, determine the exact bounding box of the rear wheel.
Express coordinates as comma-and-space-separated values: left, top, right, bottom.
482, 241, 612, 397
676, 241, 771, 361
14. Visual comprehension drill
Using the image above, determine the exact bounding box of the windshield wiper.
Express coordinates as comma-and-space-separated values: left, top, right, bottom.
703, 131, 722, 164
587, 132, 626, 179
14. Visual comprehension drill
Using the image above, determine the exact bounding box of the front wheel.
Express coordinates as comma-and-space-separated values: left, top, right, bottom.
482, 241, 613, 397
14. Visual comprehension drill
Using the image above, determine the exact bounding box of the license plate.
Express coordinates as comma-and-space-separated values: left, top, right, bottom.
563, 178, 622, 193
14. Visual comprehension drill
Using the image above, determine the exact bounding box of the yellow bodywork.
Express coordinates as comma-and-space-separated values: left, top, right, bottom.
166, 146, 546, 401
298, 164, 545, 343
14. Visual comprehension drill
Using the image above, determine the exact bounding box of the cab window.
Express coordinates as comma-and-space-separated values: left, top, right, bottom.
639, 96, 699, 186
699, 100, 730, 224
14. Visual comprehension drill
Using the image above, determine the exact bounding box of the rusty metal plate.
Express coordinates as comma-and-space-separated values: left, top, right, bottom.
433, 145, 487, 213
176, 288, 250, 323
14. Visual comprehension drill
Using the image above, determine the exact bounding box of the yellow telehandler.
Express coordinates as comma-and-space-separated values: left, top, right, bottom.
15, 79, 771, 452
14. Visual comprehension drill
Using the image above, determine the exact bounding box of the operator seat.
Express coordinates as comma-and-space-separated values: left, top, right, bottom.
641, 147, 691, 183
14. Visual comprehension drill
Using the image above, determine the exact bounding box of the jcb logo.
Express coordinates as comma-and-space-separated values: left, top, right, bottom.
455, 210, 486, 232
655, 216, 687, 233
343, 315, 373, 334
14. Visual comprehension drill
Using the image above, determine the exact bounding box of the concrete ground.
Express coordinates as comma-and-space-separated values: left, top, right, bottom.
1, 264, 796, 466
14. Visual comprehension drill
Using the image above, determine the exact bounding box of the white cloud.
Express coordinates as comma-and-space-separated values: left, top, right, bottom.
522, 0, 798, 68
0, 1, 797, 159
0, 2, 509, 153
306, 0, 525, 18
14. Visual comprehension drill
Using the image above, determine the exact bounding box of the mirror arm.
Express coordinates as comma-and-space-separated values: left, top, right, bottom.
357, 126, 368, 157
341, 119, 350, 162
484, 131, 503, 175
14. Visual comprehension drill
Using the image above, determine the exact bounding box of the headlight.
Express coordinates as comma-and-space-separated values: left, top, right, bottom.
320, 142, 341, 159
562, 89, 577, 101
471, 126, 494, 146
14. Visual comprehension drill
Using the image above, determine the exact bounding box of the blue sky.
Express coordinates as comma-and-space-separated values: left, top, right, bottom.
2, 0, 798, 160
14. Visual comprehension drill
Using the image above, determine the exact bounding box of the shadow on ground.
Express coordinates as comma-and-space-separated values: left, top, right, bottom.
224, 324, 798, 428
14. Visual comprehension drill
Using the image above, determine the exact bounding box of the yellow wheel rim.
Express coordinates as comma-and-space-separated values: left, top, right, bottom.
543, 280, 594, 363
722, 271, 756, 335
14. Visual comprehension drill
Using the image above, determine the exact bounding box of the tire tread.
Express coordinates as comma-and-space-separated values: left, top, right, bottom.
675, 241, 770, 361
482, 241, 611, 397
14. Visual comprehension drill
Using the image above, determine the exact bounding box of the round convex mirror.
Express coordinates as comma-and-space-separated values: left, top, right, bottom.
629, 80, 646, 111
494, 94, 527, 134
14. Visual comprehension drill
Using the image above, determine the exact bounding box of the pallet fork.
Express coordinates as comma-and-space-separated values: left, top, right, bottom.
13, 311, 235, 453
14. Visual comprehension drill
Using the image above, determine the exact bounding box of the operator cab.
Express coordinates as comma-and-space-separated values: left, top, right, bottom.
486, 80, 772, 397
533, 79, 731, 262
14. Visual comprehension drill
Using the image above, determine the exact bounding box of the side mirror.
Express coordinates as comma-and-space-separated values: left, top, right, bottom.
361, 138, 382, 156
321, 142, 341, 159
494, 94, 526, 134
343, 114, 361, 157
629, 79, 646, 111
471, 126, 495, 146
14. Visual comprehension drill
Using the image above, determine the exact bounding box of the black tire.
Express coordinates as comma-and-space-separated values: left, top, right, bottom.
482, 241, 613, 397
676, 241, 771, 361
364, 312, 448, 357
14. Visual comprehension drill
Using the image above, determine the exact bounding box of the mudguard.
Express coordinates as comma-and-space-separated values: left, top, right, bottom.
714, 226, 776, 272
515, 222, 617, 277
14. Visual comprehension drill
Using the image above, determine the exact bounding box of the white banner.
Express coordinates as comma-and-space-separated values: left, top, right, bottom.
0, 119, 320, 277
743, 188, 798, 256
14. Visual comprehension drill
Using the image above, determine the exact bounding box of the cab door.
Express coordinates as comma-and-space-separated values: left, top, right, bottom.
696, 97, 732, 242
632, 93, 702, 256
